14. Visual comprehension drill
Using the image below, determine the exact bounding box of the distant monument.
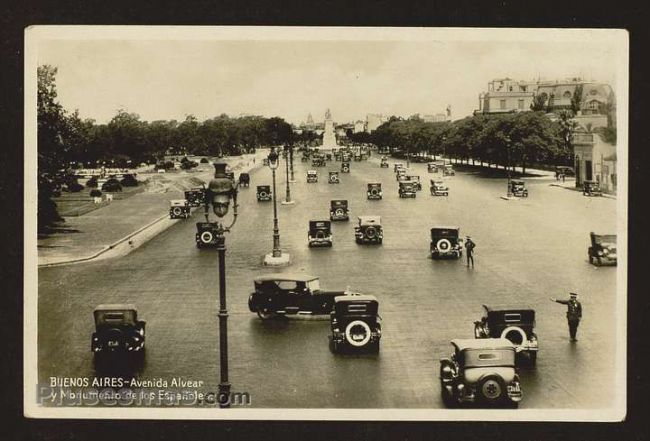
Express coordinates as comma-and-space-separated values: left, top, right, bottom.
322, 108, 338, 149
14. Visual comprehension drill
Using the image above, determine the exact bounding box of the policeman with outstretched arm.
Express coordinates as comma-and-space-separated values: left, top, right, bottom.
550, 292, 582, 341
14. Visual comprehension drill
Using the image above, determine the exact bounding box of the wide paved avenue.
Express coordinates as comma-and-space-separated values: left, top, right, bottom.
38, 154, 618, 409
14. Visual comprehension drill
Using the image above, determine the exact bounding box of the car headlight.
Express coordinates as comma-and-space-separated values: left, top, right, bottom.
138, 328, 144, 336
597, 251, 604, 256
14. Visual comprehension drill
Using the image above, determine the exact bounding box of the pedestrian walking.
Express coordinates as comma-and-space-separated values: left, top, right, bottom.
561, 172, 566, 183
555, 169, 559, 181
550, 292, 582, 341
465, 236, 475, 268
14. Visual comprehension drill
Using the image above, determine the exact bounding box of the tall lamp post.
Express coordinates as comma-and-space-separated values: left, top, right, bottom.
204, 162, 238, 408
262, 147, 291, 265
281, 144, 294, 205
505, 135, 513, 198
289, 143, 296, 183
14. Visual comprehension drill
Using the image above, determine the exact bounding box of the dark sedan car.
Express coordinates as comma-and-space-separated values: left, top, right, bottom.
248, 274, 347, 319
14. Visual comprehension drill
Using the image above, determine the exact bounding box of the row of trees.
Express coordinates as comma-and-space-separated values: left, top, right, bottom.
38, 64, 294, 175
365, 111, 577, 174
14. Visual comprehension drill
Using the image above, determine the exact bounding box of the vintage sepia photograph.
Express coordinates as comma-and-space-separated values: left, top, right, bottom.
24, 26, 628, 420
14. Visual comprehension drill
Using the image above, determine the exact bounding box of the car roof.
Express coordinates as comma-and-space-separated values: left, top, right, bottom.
253, 273, 318, 283
431, 226, 459, 231
451, 338, 514, 351
368, 182, 381, 185
482, 304, 535, 313
358, 215, 381, 223
307, 170, 317, 173
170, 199, 186, 204
335, 294, 377, 303
94, 304, 137, 312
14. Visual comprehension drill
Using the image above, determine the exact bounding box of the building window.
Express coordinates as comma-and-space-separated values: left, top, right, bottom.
518, 99, 524, 110
500, 100, 506, 110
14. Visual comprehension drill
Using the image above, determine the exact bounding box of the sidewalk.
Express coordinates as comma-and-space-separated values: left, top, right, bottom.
38, 152, 267, 266
549, 179, 617, 199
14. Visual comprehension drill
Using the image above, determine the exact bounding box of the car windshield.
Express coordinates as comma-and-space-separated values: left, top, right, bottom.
306, 279, 320, 292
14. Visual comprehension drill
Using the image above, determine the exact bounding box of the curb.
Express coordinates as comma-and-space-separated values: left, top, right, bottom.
38, 153, 266, 268
549, 183, 616, 200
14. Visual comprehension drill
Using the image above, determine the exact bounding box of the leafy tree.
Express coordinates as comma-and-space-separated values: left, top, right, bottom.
571, 84, 584, 115
530, 93, 548, 111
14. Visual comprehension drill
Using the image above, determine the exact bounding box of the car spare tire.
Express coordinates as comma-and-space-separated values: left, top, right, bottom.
478, 374, 506, 404
501, 326, 527, 346
437, 238, 451, 252
200, 231, 214, 244
259, 191, 267, 198
371, 188, 378, 196
335, 208, 344, 217
345, 320, 372, 347
172, 207, 182, 216
365, 226, 377, 239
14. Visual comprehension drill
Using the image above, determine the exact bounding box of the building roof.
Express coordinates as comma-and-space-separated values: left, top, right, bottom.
451, 338, 514, 351
253, 274, 318, 283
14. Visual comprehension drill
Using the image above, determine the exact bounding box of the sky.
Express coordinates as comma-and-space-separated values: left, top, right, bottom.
36, 30, 623, 126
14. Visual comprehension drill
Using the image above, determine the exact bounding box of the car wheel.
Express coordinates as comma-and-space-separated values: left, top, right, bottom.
441, 386, 456, 408
477, 374, 507, 405
257, 308, 275, 320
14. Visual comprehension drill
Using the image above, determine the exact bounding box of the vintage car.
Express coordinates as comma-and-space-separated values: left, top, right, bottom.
308, 220, 333, 247
430, 226, 462, 259
169, 199, 190, 219
588, 232, 617, 266
443, 165, 455, 176
396, 168, 408, 181
342, 153, 351, 162
325, 153, 333, 161
306, 170, 318, 183
354, 153, 362, 161
312, 157, 326, 167
263, 157, 270, 166
508, 179, 528, 197
225, 171, 235, 181
367, 183, 383, 200
91, 304, 145, 360
474, 305, 538, 364
380, 157, 389, 168
393, 163, 404, 172
329, 171, 340, 184
256, 185, 272, 202
334, 151, 342, 161
330, 200, 350, 221
583, 179, 602, 196
341, 162, 351, 173
238, 172, 250, 187
330, 295, 381, 353
439, 338, 523, 408
355, 215, 383, 244
430, 179, 449, 196
248, 274, 347, 319
406, 175, 422, 190
184, 187, 206, 207
398, 181, 417, 198
195, 222, 224, 248
427, 162, 439, 173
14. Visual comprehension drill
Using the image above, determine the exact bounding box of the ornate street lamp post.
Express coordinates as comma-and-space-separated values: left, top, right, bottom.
289, 143, 296, 182
281, 145, 294, 205
204, 163, 238, 408
268, 147, 282, 257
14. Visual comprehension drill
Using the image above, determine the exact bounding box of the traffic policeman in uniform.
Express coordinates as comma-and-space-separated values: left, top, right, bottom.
550, 292, 583, 341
